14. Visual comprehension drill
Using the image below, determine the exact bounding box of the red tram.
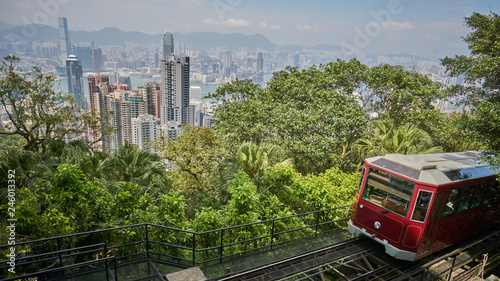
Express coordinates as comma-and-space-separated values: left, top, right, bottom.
348, 151, 500, 261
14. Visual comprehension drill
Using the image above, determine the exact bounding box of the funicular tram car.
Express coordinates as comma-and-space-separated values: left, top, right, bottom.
348, 151, 500, 261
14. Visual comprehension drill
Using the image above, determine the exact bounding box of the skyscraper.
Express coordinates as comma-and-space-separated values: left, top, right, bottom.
222, 51, 232, 78
137, 82, 161, 118
66, 54, 85, 108
161, 56, 190, 125
160, 31, 192, 129
75, 46, 93, 70
256, 52, 263, 73
255, 52, 264, 82
162, 31, 174, 60
58, 17, 70, 66
93, 48, 103, 72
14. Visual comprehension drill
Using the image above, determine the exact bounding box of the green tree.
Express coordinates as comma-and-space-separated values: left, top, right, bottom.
364, 64, 444, 125
440, 12, 500, 165
152, 126, 224, 217
355, 119, 442, 158
153, 126, 222, 182
0, 56, 111, 152
209, 61, 369, 174
231, 141, 291, 191
111, 142, 167, 188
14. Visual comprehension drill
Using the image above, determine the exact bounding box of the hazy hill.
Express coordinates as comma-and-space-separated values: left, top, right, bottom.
0, 24, 277, 50
0, 20, 15, 32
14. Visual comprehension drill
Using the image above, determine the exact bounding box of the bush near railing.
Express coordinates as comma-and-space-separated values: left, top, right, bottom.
0, 205, 352, 280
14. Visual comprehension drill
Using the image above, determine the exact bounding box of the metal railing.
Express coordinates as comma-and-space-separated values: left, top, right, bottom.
0, 205, 352, 280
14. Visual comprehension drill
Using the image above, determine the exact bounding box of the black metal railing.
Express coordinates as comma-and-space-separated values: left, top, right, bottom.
0, 205, 352, 280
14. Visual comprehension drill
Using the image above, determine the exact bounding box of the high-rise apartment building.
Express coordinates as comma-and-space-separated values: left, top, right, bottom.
92, 82, 114, 152
66, 54, 85, 108
161, 55, 190, 125
114, 91, 146, 145
137, 82, 161, 118
160, 31, 192, 131
88, 75, 111, 111
58, 17, 70, 66
132, 114, 159, 152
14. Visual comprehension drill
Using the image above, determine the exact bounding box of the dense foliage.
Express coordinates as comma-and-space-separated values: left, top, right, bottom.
1, 12, 498, 251
441, 11, 500, 166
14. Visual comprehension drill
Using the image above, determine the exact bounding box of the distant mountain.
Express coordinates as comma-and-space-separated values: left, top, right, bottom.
280, 44, 306, 51
0, 24, 58, 42
0, 24, 277, 50
280, 43, 346, 52
311, 44, 346, 52
0, 21, 15, 32
175, 32, 276, 50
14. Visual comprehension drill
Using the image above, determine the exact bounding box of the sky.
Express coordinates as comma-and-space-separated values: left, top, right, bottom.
1, 0, 499, 58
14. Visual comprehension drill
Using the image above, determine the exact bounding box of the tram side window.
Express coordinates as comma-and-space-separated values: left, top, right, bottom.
457, 186, 472, 213
411, 191, 433, 222
483, 180, 500, 205
442, 189, 459, 218
470, 184, 484, 208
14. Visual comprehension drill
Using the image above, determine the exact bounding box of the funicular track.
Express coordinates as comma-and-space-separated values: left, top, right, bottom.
211, 237, 396, 281
212, 227, 500, 281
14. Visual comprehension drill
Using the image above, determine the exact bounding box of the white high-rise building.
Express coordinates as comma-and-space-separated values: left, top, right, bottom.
132, 114, 159, 152
160, 30, 192, 136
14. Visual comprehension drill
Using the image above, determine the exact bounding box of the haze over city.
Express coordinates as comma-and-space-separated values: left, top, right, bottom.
2, 0, 500, 58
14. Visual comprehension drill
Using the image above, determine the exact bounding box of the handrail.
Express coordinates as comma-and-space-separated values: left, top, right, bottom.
0, 205, 353, 280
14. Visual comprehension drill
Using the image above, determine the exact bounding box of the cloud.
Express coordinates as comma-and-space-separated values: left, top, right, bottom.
296, 24, 316, 32
259, 21, 282, 30
383, 21, 415, 31
423, 33, 440, 41
202, 18, 252, 27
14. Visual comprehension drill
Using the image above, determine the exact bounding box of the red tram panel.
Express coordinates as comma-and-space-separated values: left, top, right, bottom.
348, 151, 500, 261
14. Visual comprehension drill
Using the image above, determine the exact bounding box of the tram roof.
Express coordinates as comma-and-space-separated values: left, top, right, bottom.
366, 151, 498, 185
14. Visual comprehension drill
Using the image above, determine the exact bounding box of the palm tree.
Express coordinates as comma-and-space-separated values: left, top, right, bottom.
356, 119, 442, 157
227, 142, 291, 192
111, 142, 167, 191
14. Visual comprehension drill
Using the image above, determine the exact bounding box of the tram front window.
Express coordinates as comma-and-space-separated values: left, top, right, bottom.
362, 168, 415, 217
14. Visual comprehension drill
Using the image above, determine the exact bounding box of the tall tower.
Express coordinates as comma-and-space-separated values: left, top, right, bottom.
66, 54, 85, 108
162, 31, 174, 60
222, 51, 232, 78
160, 31, 191, 129
161, 56, 190, 125
58, 17, 70, 66
257, 52, 263, 73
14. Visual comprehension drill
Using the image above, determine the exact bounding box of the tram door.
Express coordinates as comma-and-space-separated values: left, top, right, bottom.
417, 192, 446, 256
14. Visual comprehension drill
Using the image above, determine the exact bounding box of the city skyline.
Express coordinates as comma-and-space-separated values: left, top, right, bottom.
1, 0, 499, 59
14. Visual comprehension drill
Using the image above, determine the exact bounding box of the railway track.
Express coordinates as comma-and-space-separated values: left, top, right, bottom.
209, 227, 500, 281
211, 238, 405, 281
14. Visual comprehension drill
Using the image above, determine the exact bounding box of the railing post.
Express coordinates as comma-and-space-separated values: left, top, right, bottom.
104, 244, 109, 281
192, 233, 196, 267
270, 220, 275, 250
219, 229, 224, 263
57, 237, 63, 267
113, 257, 118, 281
145, 224, 149, 258
315, 212, 320, 238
